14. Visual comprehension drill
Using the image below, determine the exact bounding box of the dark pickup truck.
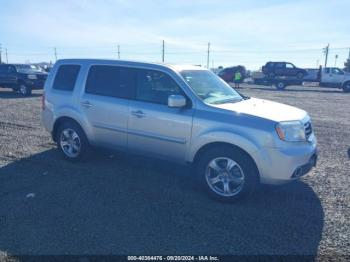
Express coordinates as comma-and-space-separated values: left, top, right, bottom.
0, 64, 48, 96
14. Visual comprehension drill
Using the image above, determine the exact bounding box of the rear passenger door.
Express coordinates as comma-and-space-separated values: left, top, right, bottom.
127, 69, 194, 162
80, 65, 134, 150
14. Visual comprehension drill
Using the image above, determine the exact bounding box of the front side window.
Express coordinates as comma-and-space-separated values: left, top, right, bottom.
331, 68, 344, 75
180, 70, 242, 105
53, 65, 81, 91
135, 69, 181, 104
85, 65, 135, 99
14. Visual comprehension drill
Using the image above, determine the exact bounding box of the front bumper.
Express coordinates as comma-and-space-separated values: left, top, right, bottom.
256, 134, 318, 185
25, 78, 46, 89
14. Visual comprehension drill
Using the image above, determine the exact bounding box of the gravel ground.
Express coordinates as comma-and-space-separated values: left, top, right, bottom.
0, 85, 349, 258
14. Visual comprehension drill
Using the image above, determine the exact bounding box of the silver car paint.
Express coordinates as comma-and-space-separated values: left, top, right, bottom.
42, 59, 317, 184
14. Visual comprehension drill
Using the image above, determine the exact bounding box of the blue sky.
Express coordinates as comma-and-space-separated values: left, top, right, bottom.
1, 0, 349, 69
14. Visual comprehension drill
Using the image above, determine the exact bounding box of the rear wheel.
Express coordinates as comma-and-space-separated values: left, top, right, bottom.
56, 121, 90, 161
196, 146, 259, 202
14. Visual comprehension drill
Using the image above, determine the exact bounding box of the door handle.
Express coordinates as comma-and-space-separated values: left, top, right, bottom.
131, 110, 145, 118
80, 101, 93, 108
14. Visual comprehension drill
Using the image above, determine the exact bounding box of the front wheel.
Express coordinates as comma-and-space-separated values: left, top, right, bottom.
18, 83, 32, 96
196, 146, 259, 202
296, 72, 304, 79
343, 81, 350, 93
56, 121, 90, 162
275, 81, 286, 90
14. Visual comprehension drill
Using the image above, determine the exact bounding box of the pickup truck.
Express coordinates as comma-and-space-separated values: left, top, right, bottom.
318, 67, 350, 92
251, 71, 303, 90
0, 64, 48, 96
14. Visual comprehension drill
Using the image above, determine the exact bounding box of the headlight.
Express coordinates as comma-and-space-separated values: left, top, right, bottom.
275, 121, 306, 142
27, 74, 37, 80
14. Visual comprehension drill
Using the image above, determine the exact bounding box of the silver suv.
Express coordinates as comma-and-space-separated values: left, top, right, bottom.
42, 59, 318, 201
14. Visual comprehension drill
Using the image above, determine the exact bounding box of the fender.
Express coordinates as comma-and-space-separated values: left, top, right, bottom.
53, 105, 94, 141
188, 130, 262, 163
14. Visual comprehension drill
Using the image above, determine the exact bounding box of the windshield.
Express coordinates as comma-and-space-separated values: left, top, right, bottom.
180, 70, 243, 104
15, 64, 43, 73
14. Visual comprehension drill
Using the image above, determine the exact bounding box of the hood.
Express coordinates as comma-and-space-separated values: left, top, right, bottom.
212, 97, 307, 122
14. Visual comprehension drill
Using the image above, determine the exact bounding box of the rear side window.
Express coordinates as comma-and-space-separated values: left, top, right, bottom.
52, 65, 81, 91
85, 65, 135, 99
135, 69, 181, 105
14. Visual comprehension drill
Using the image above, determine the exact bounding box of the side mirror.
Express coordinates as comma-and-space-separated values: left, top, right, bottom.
168, 94, 186, 108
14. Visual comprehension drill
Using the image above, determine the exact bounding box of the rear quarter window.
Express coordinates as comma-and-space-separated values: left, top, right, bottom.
52, 65, 81, 91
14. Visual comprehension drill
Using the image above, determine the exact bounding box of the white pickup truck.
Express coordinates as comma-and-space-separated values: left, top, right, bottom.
319, 67, 350, 92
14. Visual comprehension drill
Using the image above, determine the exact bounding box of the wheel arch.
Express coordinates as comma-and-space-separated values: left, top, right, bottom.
192, 142, 260, 180
52, 116, 85, 142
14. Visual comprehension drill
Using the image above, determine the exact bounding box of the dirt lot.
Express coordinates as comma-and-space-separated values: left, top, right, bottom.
0, 85, 349, 258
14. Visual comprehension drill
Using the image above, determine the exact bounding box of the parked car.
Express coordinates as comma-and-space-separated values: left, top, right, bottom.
218, 65, 246, 83
42, 59, 318, 202
262, 62, 307, 79
251, 70, 303, 90
0, 64, 48, 96
318, 67, 350, 92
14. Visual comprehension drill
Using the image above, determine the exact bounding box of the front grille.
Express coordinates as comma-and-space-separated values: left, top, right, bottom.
37, 74, 47, 80
304, 121, 313, 139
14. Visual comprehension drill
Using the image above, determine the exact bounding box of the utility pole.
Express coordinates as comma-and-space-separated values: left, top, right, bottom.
323, 43, 329, 67
117, 44, 120, 59
5, 48, 8, 63
162, 40, 165, 62
334, 54, 338, 67
0, 43, 2, 64
316, 59, 319, 68
54, 47, 57, 62
207, 42, 210, 69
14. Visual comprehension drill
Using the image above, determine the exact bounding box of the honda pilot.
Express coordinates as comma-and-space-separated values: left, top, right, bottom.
42, 59, 318, 201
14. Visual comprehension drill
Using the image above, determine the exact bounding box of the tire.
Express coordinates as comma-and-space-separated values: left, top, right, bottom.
196, 146, 259, 202
18, 83, 32, 96
275, 81, 286, 90
342, 81, 350, 93
56, 121, 90, 162
296, 72, 304, 79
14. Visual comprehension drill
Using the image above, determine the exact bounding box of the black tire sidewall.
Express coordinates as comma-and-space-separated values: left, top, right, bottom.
296, 72, 304, 79
343, 82, 350, 93
276, 82, 285, 90
56, 121, 90, 162
18, 83, 32, 96
196, 146, 259, 202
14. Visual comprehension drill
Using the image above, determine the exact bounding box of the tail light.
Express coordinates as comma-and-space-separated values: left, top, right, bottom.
41, 92, 45, 110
